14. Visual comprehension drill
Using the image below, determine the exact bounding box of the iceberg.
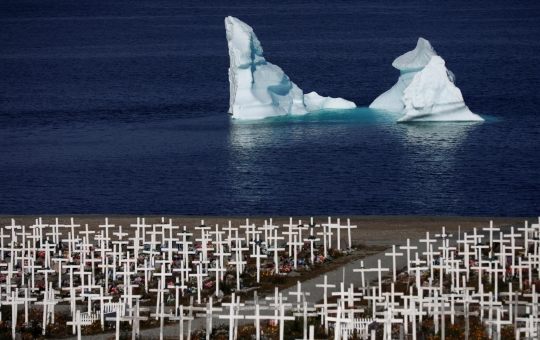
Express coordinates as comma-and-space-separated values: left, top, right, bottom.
304, 91, 357, 112
225, 16, 355, 119
398, 56, 484, 122
370, 38, 437, 112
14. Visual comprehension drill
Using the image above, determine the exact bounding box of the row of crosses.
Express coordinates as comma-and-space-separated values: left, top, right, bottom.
2, 216, 540, 340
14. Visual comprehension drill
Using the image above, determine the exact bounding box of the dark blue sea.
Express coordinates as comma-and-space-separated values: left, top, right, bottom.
1, 0, 539, 216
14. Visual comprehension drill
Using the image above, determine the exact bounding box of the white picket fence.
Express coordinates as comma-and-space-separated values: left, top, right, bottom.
340, 317, 374, 339
102, 302, 126, 316
80, 312, 99, 325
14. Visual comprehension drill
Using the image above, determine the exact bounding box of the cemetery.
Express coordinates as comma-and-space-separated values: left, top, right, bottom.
0, 216, 538, 340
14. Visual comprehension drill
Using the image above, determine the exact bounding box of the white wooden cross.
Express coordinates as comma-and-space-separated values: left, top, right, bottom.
409, 253, 427, 292
479, 292, 503, 339
166, 277, 185, 315
457, 231, 473, 254
267, 229, 285, 274
307, 217, 320, 236
365, 259, 389, 297
130, 217, 151, 245
149, 279, 170, 323
515, 307, 539, 340
195, 297, 223, 340
4, 290, 23, 340
522, 286, 540, 334
123, 298, 148, 340
249, 239, 265, 283
292, 296, 318, 340
303, 233, 320, 264
277, 297, 296, 340
26, 226, 41, 251
419, 232, 437, 267
67, 310, 94, 340
239, 218, 256, 253
195, 221, 213, 268
316, 223, 332, 258
294, 220, 309, 253
154, 259, 173, 289
0, 261, 18, 290
483, 220, 500, 251
64, 217, 81, 243
327, 302, 352, 340
219, 293, 245, 340
500, 282, 517, 323
245, 302, 274, 340
323, 217, 338, 250
98, 217, 115, 248
513, 256, 530, 290
262, 218, 279, 246
127, 228, 142, 261
29, 217, 48, 250
149, 298, 171, 340
211, 230, 230, 281
189, 260, 208, 304
400, 289, 425, 340
459, 241, 475, 281
400, 238, 417, 270
282, 217, 298, 256
455, 285, 479, 340
177, 226, 194, 267
488, 307, 511, 340
161, 219, 179, 257
137, 259, 155, 293
5, 219, 22, 246
315, 275, 336, 331
144, 224, 163, 266
381, 282, 402, 312
289, 281, 310, 311
353, 260, 369, 288
47, 218, 64, 246
223, 220, 237, 248
504, 227, 522, 267
424, 295, 451, 339
266, 287, 290, 326
342, 219, 357, 249
329, 218, 350, 250
385, 245, 403, 282
518, 221, 534, 257
88, 286, 112, 330
36, 283, 60, 334
289, 234, 304, 270
169, 304, 192, 340
377, 302, 403, 340
0, 228, 10, 261
112, 225, 129, 256
230, 228, 248, 281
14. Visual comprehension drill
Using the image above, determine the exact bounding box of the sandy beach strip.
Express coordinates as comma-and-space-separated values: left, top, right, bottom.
0, 215, 535, 245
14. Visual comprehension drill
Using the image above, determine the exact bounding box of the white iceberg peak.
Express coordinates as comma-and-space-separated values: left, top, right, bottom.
392, 37, 437, 72
370, 38, 438, 113
225, 16, 355, 120
398, 56, 484, 122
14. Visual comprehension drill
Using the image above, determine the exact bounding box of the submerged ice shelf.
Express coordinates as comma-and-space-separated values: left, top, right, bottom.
225, 16, 355, 120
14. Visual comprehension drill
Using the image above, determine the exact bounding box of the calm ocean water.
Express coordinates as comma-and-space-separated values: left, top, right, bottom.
0, 0, 539, 216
